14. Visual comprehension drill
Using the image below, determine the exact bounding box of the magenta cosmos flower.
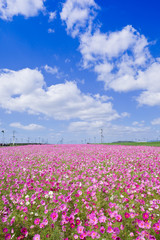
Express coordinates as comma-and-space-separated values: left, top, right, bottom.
50, 212, 58, 221
107, 226, 113, 233
33, 234, 40, 240
21, 228, 28, 235
124, 212, 130, 218
116, 214, 122, 222
142, 212, 149, 220
70, 223, 75, 228
5, 234, 11, 240
34, 218, 40, 225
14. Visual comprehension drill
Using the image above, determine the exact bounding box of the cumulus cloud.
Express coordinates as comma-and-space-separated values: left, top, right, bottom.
79, 26, 152, 89
48, 11, 56, 22
60, 0, 99, 37
0, 0, 45, 20
10, 122, 45, 130
151, 118, 160, 125
80, 26, 160, 107
79, 24, 160, 106
0, 67, 121, 122
44, 65, 58, 75
61, 0, 160, 107
80, 26, 160, 106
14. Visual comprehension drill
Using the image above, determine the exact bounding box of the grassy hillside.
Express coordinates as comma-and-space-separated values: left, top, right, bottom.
101, 141, 160, 147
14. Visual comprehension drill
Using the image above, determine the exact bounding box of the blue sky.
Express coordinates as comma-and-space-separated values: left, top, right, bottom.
0, 0, 160, 144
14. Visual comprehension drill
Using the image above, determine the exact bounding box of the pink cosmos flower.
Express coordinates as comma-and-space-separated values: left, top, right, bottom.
89, 216, 98, 225
138, 220, 145, 229
76, 219, 81, 225
60, 204, 67, 211
33, 234, 40, 240
77, 190, 82, 195
120, 224, 124, 230
40, 223, 45, 228
21, 228, 28, 237
34, 218, 40, 225
42, 218, 48, 225
116, 214, 122, 222
130, 212, 136, 219
153, 223, 160, 231
91, 231, 97, 239
3, 228, 8, 233
99, 215, 106, 223
124, 212, 130, 218
149, 235, 156, 239
70, 223, 75, 228
74, 235, 79, 239
80, 233, 86, 239
130, 232, 134, 236
5, 234, 11, 240
113, 227, 120, 235
111, 233, 117, 239
77, 225, 84, 234
62, 225, 66, 232
142, 212, 149, 220
100, 226, 105, 233
145, 221, 151, 229
107, 226, 113, 233
40, 200, 45, 205
50, 212, 58, 221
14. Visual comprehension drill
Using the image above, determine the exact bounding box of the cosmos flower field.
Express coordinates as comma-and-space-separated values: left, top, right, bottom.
0, 144, 160, 240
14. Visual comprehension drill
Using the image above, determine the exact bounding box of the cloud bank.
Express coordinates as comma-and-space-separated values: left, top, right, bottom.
0, 0, 45, 20
0, 68, 120, 122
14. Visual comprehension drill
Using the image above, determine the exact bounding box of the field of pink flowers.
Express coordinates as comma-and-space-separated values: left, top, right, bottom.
0, 144, 160, 240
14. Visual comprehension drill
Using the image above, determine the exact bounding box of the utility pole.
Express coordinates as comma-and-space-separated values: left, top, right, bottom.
100, 129, 104, 144
13, 131, 15, 146
1, 130, 4, 145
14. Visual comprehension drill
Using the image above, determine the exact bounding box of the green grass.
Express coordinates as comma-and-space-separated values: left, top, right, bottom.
101, 141, 160, 147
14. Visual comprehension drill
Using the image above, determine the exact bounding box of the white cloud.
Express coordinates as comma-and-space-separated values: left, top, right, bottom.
48, 11, 56, 22
48, 28, 55, 33
60, 1, 160, 107
44, 65, 58, 74
137, 91, 160, 106
151, 118, 160, 125
121, 112, 130, 118
132, 121, 145, 127
0, 67, 120, 122
79, 25, 151, 87
93, 93, 113, 101
10, 122, 45, 130
60, 0, 99, 37
44, 65, 64, 79
78, 24, 160, 106
69, 120, 104, 132
0, 0, 45, 20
